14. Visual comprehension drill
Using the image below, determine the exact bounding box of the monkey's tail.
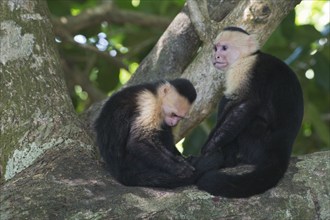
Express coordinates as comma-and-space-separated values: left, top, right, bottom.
196, 162, 287, 198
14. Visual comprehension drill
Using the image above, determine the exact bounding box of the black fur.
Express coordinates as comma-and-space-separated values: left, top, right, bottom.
170, 79, 197, 103
196, 51, 304, 198
94, 79, 197, 188
223, 26, 250, 35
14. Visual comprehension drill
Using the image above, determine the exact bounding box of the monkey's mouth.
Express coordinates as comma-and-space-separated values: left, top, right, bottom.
213, 62, 227, 69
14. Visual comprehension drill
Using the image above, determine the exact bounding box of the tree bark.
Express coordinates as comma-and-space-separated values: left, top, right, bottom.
1, 0, 329, 219
0, 0, 93, 181
127, 0, 241, 85
1, 150, 329, 219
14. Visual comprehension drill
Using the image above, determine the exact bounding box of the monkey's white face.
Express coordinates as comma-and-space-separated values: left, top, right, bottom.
213, 31, 258, 71
213, 41, 240, 71
162, 105, 186, 127
161, 87, 191, 127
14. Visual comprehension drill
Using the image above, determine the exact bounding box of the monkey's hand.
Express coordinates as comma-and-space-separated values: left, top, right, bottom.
201, 127, 229, 154
193, 152, 224, 174
173, 157, 195, 178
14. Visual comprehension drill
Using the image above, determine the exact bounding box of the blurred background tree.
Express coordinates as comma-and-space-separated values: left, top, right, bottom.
47, 0, 329, 156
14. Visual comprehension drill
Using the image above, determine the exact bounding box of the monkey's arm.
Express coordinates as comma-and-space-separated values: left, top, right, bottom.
202, 100, 259, 154
216, 96, 230, 121
128, 140, 195, 178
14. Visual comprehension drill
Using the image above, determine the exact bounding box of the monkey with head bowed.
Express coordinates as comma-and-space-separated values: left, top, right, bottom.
95, 78, 198, 188
195, 27, 304, 198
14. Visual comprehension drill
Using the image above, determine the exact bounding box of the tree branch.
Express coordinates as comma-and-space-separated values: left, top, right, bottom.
56, 27, 129, 71
62, 58, 107, 105
1, 149, 329, 219
187, 0, 214, 42
51, 2, 171, 36
127, 1, 239, 85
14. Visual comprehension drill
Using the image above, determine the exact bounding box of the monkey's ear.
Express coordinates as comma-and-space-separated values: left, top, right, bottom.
159, 83, 172, 97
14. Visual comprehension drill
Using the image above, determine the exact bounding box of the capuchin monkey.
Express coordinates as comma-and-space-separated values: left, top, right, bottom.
95, 78, 198, 188
195, 27, 304, 198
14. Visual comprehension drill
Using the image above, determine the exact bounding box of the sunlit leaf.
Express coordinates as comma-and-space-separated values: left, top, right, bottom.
70, 8, 81, 16
119, 68, 132, 85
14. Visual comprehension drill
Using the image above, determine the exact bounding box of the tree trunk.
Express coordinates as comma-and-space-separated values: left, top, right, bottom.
1, 0, 329, 219
0, 0, 93, 183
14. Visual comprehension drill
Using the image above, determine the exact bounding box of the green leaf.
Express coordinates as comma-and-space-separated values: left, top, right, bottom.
307, 103, 330, 146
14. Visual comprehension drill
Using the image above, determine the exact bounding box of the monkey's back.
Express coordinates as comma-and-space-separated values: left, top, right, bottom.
94, 83, 158, 178
252, 52, 303, 124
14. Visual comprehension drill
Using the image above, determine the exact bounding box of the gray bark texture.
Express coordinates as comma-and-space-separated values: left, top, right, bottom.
1, 0, 329, 219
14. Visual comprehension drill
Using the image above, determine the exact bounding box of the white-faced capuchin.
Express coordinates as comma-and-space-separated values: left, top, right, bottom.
95, 78, 198, 188
195, 27, 304, 198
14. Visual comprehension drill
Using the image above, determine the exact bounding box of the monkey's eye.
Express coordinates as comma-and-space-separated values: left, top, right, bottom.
171, 113, 184, 119
213, 45, 217, 52
171, 113, 178, 117
222, 45, 228, 51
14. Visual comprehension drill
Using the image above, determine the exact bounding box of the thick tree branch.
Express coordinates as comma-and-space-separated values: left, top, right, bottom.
187, 0, 214, 42
126, 0, 240, 84
1, 150, 329, 219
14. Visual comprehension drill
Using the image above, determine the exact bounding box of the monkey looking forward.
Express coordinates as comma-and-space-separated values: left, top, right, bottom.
95, 79, 197, 188
196, 27, 304, 198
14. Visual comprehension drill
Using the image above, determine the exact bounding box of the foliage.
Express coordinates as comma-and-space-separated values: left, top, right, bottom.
47, 0, 330, 155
